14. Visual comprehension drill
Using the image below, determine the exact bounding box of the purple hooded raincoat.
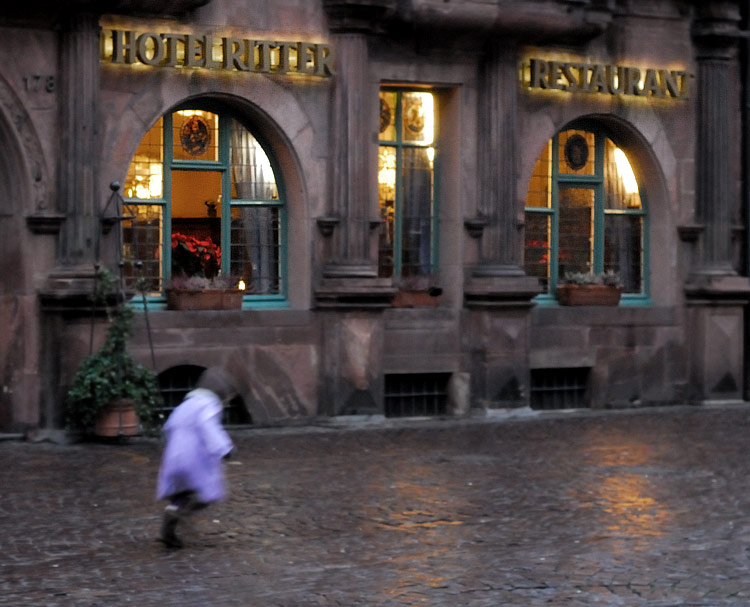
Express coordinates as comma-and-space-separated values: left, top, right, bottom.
156, 388, 234, 504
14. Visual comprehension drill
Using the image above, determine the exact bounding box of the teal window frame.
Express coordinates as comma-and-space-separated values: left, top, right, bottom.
524, 128, 650, 306
378, 87, 440, 281
123, 107, 288, 310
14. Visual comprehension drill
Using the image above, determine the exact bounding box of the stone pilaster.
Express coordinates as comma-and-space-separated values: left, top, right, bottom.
41, 12, 102, 307
463, 41, 539, 411
465, 41, 541, 305
316, 1, 395, 307
691, 3, 741, 277
685, 3, 750, 403
323, 32, 376, 279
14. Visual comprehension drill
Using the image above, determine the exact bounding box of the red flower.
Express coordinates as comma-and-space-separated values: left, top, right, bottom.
171, 232, 221, 278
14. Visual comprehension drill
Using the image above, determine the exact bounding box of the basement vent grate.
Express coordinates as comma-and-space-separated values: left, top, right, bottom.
384, 373, 450, 418
530, 367, 590, 410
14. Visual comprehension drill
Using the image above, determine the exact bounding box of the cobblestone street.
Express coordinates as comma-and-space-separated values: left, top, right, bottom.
3, 405, 750, 606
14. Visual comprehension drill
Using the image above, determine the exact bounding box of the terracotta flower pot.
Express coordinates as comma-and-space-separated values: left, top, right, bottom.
93, 398, 139, 438
556, 284, 622, 306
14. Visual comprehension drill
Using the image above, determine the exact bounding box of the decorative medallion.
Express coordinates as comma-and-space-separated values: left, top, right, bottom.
180, 115, 211, 156
564, 134, 589, 171
379, 97, 391, 134
403, 98, 425, 135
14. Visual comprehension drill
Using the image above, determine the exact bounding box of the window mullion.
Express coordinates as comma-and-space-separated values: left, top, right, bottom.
550, 134, 560, 289
219, 116, 231, 277
393, 92, 404, 279
163, 113, 173, 288
593, 132, 606, 273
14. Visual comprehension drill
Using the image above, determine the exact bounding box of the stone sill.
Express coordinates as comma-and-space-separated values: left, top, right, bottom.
531, 305, 677, 327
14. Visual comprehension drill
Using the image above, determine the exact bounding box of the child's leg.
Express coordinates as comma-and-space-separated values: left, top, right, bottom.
159, 491, 208, 548
159, 502, 183, 548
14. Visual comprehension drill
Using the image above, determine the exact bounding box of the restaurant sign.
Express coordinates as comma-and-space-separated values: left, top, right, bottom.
102, 29, 334, 77
525, 58, 692, 99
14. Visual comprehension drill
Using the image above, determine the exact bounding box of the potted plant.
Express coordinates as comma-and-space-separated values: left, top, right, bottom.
556, 270, 622, 306
171, 232, 221, 279
66, 270, 163, 439
165, 274, 244, 310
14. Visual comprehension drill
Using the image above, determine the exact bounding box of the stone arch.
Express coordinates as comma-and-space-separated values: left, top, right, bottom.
520, 110, 676, 305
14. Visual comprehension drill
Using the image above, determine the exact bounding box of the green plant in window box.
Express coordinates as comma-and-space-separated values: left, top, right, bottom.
66, 270, 162, 438
557, 271, 622, 306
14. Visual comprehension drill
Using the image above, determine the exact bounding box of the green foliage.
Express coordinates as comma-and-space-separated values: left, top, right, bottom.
65, 270, 163, 432
562, 270, 622, 288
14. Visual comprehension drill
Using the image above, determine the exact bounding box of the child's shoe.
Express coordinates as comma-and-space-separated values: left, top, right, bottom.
159, 504, 183, 548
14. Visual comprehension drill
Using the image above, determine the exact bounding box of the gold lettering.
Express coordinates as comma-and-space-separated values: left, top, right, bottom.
577, 64, 590, 89
547, 61, 564, 90
529, 59, 548, 89
624, 67, 642, 95
136, 32, 164, 66
204, 35, 221, 69
112, 29, 137, 64
255, 40, 273, 73
102, 28, 334, 78
606, 65, 625, 94
275, 42, 294, 74
588, 64, 607, 93
296, 42, 316, 74
223, 37, 250, 70
314, 44, 334, 76
162, 33, 184, 67
523, 57, 691, 100
642, 68, 664, 97
661, 69, 680, 98
184, 34, 204, 67
561, 63, 579, 91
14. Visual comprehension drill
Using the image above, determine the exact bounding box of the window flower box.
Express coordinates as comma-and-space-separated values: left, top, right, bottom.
392, 278, 442, 308
166, 288, 244, 310
556, 284, 622, 306
165, 275, 244, 310
556, 271, 622, 306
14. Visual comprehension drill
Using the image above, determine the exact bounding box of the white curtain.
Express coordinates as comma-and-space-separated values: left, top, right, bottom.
230, 121, 278, 294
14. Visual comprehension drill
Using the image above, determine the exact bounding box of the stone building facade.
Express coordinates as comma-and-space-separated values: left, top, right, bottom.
1, 0, 749, 432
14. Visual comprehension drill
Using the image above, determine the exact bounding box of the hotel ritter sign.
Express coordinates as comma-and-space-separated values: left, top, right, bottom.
525, 58, 693, 99
102, 29, 334, 77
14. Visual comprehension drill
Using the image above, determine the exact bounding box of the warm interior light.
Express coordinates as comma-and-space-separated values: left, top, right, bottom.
378, 148, 397, 198
420, 93, 434, 146
238, 279, 246, 291
614, 148, 639, 195
148, 163, 163, 198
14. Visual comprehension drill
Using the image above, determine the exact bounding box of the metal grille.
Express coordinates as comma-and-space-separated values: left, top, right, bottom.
157, 365, 251, 425
384, 373, 450, 418
530, 367, 590, 410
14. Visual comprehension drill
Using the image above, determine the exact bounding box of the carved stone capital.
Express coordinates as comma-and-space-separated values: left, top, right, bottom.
26, 213, 66, 235
692, 1, 742, 58
323, 0, 397, 33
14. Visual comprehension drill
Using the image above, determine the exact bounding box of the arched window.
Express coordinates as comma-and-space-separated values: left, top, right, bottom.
121, 106, 286, 306
524, 127, 648, 303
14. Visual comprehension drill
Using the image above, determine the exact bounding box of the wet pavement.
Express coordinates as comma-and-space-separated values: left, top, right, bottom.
3, 404, 750, 606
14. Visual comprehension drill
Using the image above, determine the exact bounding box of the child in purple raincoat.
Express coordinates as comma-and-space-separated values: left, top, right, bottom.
157, 367, 237, 548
